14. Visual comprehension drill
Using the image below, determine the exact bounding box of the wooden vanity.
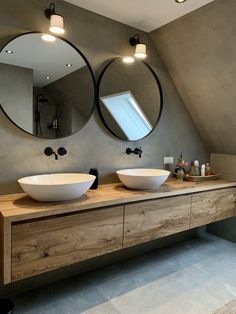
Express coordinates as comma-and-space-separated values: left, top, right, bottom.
0, 179, 236, 284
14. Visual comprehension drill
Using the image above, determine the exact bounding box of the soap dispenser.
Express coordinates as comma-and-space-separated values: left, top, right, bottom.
89, 168, 99, 189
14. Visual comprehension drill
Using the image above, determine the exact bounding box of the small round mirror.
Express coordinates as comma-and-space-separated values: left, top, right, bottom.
0, 32, 96, 138
97, 58, 163, 141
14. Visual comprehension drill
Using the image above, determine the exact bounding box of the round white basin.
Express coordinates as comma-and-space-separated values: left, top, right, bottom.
18, 173, 96, 202
116, 168, 170, 190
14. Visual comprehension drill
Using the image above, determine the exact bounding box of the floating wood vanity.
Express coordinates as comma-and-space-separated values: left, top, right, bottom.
0, 179, 236, 284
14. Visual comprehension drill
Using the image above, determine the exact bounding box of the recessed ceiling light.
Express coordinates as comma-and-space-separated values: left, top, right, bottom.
45, 76, 50, 80
41, 34, 56, 42
175, 0, 187, 3
66, 63, 72, 67
122, 56, 135, 63
5, 50, 14, 54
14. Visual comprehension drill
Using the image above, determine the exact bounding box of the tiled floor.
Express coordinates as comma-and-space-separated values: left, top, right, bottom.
12, 233, 236, 314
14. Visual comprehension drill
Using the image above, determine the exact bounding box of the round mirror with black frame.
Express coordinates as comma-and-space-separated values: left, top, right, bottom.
97, 57, 163, 141
0, 32, 96, 139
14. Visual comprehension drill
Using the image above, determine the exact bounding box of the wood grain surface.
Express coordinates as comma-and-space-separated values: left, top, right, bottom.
191, 188, 236, 228
11, 206, 123, 281
0, 179, 236, 222
124, 195, 191, 247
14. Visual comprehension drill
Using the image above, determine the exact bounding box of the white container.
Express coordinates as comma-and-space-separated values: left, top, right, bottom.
201, 164, 206, 177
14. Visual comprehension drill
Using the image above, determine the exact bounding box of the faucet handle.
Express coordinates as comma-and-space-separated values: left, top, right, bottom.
44, 147, 54, 156
44, 147, 58, 160
126, 148, 132, 155
58, 147, 67, 156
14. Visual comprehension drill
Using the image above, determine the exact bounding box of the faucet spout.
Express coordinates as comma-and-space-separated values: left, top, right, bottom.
53, 152, 58, 160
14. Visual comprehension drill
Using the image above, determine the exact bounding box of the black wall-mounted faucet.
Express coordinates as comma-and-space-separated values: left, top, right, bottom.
44, 147, 67, 160
126, 147, 142, 158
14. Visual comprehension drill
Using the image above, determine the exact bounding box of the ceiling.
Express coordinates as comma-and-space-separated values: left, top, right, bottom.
0, 33, 85, 87
64, 0, 215, 32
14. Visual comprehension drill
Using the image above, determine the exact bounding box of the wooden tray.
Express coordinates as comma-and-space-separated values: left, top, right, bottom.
186, 174, 221, 182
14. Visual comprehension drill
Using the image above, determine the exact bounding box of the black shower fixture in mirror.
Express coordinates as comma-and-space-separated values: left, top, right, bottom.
97, 58, 163, 141
0, 32, 96, 139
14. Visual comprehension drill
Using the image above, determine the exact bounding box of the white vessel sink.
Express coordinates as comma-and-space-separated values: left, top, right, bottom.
18, 173, 96, 202
116, 168, 170, 190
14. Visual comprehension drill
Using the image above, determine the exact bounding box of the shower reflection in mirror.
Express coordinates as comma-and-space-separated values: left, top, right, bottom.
0, 32, 95, 139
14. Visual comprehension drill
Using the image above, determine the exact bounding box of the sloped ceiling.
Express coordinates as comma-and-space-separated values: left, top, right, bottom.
64, 0, 214, 32
150, 0, 236, 154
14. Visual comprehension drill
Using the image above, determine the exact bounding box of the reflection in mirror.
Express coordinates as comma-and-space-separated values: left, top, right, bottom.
98, 58, 163, 141
100, 91, 152, 140
0, 32, 95, 138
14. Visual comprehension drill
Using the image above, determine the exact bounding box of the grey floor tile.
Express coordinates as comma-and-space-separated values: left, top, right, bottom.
110, 265, 235, 314
81, 302, 120, 314
12, 233, 236, 314
13, 274, 110, 314
85, 234, 230, 300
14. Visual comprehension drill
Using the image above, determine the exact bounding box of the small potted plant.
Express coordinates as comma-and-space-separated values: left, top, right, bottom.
174, 153, 189, 181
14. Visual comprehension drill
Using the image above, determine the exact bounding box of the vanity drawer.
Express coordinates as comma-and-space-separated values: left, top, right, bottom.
216, 188, 236, 220
123, 195, 191, 247
191, 188, 236, 228
11, 206, 123, 281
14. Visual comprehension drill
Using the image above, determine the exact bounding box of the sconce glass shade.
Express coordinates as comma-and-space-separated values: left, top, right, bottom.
49, 14, 65, 34
134, 43, 147, 59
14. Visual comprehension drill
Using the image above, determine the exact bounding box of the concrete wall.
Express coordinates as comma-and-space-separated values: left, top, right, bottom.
150, 0, 236, 155
0, 0, 208, 195
0, 63, 33, 133
45, 65, 94, 137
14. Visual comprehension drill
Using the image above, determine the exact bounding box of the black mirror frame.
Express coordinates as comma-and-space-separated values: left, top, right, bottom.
0, 31, 97, 139
97, 57, 163, 142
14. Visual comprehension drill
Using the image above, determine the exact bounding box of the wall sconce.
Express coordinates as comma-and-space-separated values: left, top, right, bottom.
129, 34, 147, 59
45, 2, 65, 34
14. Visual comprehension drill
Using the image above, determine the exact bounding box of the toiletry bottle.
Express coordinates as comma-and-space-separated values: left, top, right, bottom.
89, 168, 99, 189
205, 163, 211, 176
201, 164, 206, 177
194, 160, 200, 176
189, 161, 195, 176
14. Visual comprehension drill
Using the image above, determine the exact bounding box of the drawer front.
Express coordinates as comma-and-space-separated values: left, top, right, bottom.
11, 206, 123, 281
124, 195, 191, 248
216, 188, 236, 220
191, 188, 236, 228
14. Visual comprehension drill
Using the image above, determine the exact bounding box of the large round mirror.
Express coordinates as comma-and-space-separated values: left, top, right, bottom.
0, 32, 95, 138
97, 58, 163, 141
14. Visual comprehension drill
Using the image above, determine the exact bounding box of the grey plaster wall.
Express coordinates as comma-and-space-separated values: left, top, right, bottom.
150, 0, 236, 155
0, 0, 208, 195
45, 65, 94, 137
0, 63, 33, 133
